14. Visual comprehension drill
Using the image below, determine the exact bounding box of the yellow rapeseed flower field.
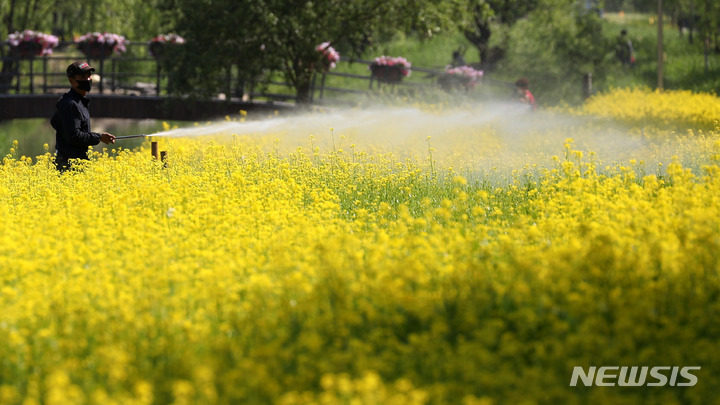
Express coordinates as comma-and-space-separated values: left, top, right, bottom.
582, 87, 720, 131
1, 88, 719, 404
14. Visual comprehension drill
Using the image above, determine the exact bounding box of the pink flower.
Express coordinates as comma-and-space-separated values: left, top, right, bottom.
316, 42, 340, 70
6, 30, 59, 55
75, 32, 128, 55
151, 34, 185, 44
445, 65, 484, 80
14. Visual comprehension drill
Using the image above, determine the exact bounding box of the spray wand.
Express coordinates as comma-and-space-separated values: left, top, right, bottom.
115, 134, 148, 140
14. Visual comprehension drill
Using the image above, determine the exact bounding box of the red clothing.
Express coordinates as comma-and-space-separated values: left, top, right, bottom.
522, 89, 537, 110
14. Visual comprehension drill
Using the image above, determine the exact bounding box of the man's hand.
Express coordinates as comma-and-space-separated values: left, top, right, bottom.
100, 132, 116, 144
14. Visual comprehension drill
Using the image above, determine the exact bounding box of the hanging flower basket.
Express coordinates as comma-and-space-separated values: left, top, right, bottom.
148, 34, 185, 58
78, 43, 114, 58
6, 30, 59, 58
370, 56, 411, 84
370, 65, 404, 83
438, 65, 483, 92
75, 32, 128, 58
315, 42, 340, 72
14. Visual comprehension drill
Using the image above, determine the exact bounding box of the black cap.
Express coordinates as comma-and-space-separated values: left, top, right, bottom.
67, 60, 95, 77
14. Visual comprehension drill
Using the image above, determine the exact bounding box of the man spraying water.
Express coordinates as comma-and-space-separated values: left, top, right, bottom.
50, 60, 116, 171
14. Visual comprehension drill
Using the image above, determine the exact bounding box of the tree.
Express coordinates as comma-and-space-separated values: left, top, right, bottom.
694, 1, 720, 48
503, 0, 610, 104
160, 0, 481, 104
1, 0, 163, 41
463, 0, 539, 70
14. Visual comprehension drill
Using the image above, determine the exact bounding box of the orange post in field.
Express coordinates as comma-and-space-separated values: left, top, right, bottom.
151, 141, 159, 160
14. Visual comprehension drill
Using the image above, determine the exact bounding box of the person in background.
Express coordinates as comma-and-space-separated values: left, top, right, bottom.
50, 60, 115, 171
451, 49, 467, 67
615, 29, 635, 68
515, 78, 537, 111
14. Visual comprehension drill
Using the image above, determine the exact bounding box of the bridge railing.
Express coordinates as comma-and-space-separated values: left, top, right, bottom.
0, 41, 515, 107
0, 41, 168, 96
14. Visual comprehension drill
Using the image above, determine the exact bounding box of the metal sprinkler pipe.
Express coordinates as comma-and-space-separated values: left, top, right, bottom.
115, 134, 148, 140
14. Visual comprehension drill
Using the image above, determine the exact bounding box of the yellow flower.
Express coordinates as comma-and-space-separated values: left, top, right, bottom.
1, 96, 719, 404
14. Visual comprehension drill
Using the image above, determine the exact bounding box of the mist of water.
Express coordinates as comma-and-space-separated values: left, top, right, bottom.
146, 102, 665, 181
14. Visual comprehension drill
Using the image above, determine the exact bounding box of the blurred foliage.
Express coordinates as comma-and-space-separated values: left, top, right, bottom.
0, 0, 165, 42
498, 0, 610, 105
157, 0, 485, 103
2, 0, 720, 106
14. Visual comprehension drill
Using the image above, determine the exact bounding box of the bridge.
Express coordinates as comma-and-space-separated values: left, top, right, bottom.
1, 41, 504, 122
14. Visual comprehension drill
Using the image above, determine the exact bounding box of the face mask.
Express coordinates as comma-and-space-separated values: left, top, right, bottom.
76, 79, 92, 92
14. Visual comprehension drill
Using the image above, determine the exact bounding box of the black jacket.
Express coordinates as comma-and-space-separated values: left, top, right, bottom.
50, 89, 101, 160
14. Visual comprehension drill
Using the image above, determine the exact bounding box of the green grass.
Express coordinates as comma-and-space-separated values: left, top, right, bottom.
599, 12, 720, 92
314, 31, 514, 106
317, 12, 719, 106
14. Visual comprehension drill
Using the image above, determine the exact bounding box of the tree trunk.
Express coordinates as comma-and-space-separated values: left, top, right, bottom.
464, 20, 492, 68
289, 59, 315, 105
3, 0, 19, 34
295, 75, 313, 105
